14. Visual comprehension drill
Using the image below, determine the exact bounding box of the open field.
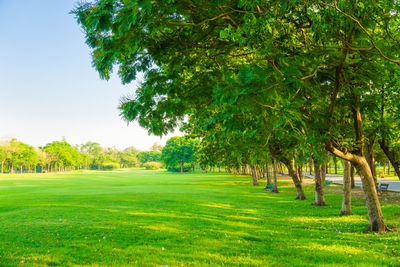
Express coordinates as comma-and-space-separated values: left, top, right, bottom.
0, 169, 399, 266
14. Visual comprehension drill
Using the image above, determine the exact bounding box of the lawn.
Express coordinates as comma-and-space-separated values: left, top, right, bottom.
0, 169, 399, 266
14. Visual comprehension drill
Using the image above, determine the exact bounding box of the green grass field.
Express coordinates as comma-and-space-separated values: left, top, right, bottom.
0, 169, 399, 266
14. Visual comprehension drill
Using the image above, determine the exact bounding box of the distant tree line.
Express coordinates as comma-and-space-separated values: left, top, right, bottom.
0, 139, 164, 173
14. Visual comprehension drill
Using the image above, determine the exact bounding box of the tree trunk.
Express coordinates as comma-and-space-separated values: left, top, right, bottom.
354, 157, 387, 232
265, 163, 271, 186
321, 162, 326, 183
309, 158, 312, 175
1, 160, 3, 173
282, 158, 306, 200
272, 158, 279, 193
366, 137, 377, 186
340, 160, 352, 216
250, 165, 259, 186
383, 162, 386, 177
297, 165, 303, 183
255, 166, 260, 180
388, 162, 390, 176
334, 155, 337, 174
378, 138, 400, 179
180, 161, 183, 173
326, 141, 388, 232
313, 160, 326, 206
350, 163, 355, 189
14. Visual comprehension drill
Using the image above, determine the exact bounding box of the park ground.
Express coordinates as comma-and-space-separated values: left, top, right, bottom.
0, 169, 399, 266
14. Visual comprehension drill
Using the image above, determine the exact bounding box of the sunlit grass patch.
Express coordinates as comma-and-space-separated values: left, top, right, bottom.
198, 202, 234, 209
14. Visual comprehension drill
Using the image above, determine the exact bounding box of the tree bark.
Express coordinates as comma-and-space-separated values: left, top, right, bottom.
355, 157, 387, 232
265, 163, 271, 186
297, 165, 303, 183
350, 163, 355, 188
378, 139, 400, 179
366, 136, 377, 186
383, 162, 386, 177
257, 166, 263, 180
180, 161, 183, 173
321, 162, 326, 183
313, 160, 326, 206
272, 159, 279, 193
250, 165, 259, 186
340, 160, 352, 216
281, 158, 306, 200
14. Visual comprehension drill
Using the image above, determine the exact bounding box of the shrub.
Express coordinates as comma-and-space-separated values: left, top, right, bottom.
143, 161, 163, 170
167, 163, 193, 172
102, 162, 120, 170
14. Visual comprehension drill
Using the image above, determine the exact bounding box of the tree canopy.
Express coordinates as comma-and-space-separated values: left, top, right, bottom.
161, 136, 199, 173
73, 0, 400, 232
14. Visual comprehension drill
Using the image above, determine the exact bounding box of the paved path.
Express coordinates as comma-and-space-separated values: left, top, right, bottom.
302, 173, 400, 192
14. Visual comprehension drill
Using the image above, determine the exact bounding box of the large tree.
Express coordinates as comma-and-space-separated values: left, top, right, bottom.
73, 0, 400, 232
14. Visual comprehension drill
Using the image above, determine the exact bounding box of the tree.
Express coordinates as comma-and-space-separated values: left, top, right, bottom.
162, 136, 199, 173
73, 0, 400, 232
44, 140, 79, 171
0, 143, 7, 173
138, 151, 162, 165
150, 142, 163, 152
36, 149, 50, 173
120, 147, 139, 168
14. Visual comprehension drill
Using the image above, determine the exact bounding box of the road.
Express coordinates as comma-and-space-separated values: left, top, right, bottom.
302, 173, 400, 192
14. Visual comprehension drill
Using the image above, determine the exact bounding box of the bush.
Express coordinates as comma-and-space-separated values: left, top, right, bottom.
143, 161, 163, 170
102, 162, 120, 170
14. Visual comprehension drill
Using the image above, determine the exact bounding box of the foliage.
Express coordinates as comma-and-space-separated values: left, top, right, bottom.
138, 151, 161, 165
143, 161, 163, 170
101, 162, 120, 171
161, 136, 199, 172
73, 0, 400, 231
0, 139, 141, 173
167, 163, 192, 173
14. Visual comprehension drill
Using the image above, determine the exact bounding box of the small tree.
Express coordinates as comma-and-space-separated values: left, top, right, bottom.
162, 137, 199, 173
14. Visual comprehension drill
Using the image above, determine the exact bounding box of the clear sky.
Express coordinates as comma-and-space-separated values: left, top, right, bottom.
0, 0, 181, 150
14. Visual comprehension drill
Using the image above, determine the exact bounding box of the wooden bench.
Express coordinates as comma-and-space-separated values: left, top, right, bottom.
377, 183, 389, 192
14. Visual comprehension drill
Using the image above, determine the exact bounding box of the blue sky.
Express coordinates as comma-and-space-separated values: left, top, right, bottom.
0, 0, 180, 150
